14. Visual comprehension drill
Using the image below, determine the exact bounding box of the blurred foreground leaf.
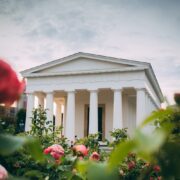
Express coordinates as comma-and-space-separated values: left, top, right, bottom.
140, 108, 174, 128
0, 134, 26, 155
77, 161, 119, 180
87, 162, 119, 180
134, 129, 166, 160
156, 141, 180, 179
108, 128, 166, 169
24, 137, 44, 162
0, 134, 44, 161
108, 140, 135, 169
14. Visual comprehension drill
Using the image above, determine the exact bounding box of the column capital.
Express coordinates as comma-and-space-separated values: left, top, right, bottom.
65, 89, 76, 93
88, 89, 98, 93
35, 91, 46, 97
45, 91, 54, 95
112, 88, 123, 92
66, 90, 76, 93
135, 87, 146, 92
26, 92, 35, 95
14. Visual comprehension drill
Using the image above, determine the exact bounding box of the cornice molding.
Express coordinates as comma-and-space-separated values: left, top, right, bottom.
22, 67, 147, 78
20, 52, 149, 75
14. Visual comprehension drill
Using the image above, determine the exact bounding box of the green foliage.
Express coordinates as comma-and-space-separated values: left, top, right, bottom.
110, 128, 128, 146
174, 93, 180, 105
15, 108, 26, 133
0, 134, 44, 162
0, 106, 72, 179
1, 96, 180, 179
0, 134, 27, 155
75, 133, 99, 152
0, 149, 77, 180
119, 153, 147, 179
77, 161, 119, 180
77, 100, 180, 179
0, 116, 16, 134
30, 106, 52, 138
40, 127, 69, 151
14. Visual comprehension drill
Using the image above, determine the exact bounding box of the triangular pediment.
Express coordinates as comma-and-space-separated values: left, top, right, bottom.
21, 52, 149, 77
34, 57, 134, 74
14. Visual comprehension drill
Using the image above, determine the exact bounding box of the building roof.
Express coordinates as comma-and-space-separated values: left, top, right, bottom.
21, 52, 164, 102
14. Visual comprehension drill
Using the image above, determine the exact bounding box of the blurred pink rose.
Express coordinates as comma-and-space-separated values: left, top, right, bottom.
43, 144, 64, 162
89, 152, 100, 161
73, 145, 88, 156
78, 156, 84, 160
128, 161, 136, 170
0, 165, 8, 180
0, 59, 25, 106
43, 147, 51, 154
153, 165, 161, 172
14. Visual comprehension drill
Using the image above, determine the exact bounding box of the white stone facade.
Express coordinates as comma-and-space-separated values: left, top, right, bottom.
21, 52, 163, 141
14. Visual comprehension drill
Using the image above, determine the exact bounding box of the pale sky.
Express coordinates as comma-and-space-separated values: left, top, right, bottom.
0, 0, 179, 104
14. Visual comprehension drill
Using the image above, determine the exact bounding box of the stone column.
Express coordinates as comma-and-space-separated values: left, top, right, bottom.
89, 90, 98, 134
113, 89, 123, 130
46, 92, 54, 124
25, 93, 35, 131
55, 100, 62, 127
136, 88, 146, 126
63, 97, 67, 135
65, 91, 75, 141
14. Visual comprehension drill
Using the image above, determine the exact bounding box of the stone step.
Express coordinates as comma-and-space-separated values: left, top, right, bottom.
99, 146, 113, 153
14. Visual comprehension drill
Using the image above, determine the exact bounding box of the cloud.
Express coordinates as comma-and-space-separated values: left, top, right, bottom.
0, 0, 179, 104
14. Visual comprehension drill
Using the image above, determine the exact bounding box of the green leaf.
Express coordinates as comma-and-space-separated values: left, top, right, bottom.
25, 137, 45, 162
77, 161, 119, 180
87, 162, 119, 180
0, 134, 26, 155
134, 129, 166, 160
24, 170, 44, 179
108, 140, 135, 169
76, 160, 88, 176
135, 129, 165, 153
140, 108, 174, 128
0, 134, 45, 162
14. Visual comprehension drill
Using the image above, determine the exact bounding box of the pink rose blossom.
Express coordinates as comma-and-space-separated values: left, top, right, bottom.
43, 147, 51, 154
43, 144, 64, 162
0, 165, 8, 180
128, 161, 136, 170
153, 165, 161, 172
89, 152, 100, 161
73, 145, 88, 156
78, 156, 84, 160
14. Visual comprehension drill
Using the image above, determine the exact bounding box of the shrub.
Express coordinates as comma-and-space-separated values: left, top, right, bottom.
110, 128, 128, 146
15, 108, 26, 133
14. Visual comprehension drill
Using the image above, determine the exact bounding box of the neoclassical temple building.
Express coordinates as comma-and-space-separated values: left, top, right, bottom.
21, 52, 163, 141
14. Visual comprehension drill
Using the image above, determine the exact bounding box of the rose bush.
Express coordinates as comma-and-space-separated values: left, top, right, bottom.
0, 59, 25, 106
